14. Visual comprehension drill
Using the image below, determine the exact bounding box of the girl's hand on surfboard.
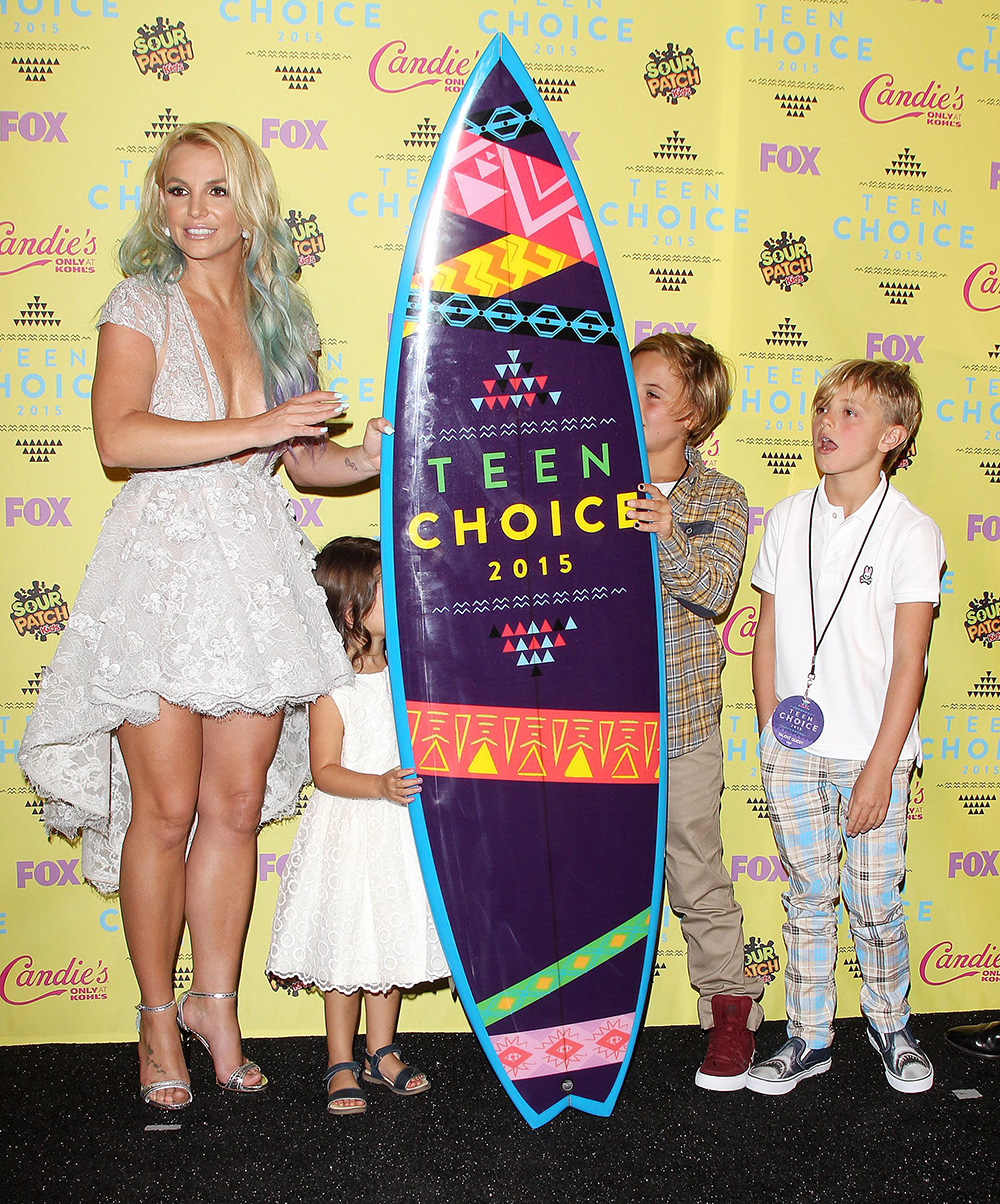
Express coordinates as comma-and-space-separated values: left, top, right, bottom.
378, 766, 422, 806
248, 390, 348, 447
625, 483, 674, 539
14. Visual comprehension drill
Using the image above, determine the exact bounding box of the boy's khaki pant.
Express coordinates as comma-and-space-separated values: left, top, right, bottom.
666, 730, 765, 1029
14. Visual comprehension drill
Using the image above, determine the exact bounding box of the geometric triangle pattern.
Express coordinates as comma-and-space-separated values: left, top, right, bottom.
15, 438, 63, 463
885, 147, 926, 178
959, 794, 994, 816
145, 107, 181, 141
650, 266, 694, 292
879, 280, 920, 304
775, 92, 818, 117
12, 56, 59, 82
441, 132, 596, 264
21, 669, 43, 696
405, 117, 440, 149
530, 78, 576, 105
276, 65, 322, 89
14, 297, 59, 326
490, 614, 577, 674
969, 670, 1000, 698
652, 130, 697, 161
745, 796, 770, 821
415, 233, 579, 300
470, 348, 563, 412
766, 317, 807, 347
978, 461, 1000, 485
404, 700, 660, 784
761, 451, 802, 475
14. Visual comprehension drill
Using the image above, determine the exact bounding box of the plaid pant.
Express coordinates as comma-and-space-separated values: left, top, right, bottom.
759, 724, 914, 1048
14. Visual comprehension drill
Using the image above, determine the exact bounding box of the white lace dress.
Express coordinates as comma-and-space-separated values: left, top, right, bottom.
267, 668, 447, 993
18, 276, 354, 893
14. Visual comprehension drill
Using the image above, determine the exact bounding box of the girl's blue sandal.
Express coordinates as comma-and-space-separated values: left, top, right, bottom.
323, 1060, 367, 1115
362, 1043, 431, 1096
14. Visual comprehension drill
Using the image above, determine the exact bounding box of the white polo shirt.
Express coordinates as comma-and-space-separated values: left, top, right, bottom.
751, 476, 945, 761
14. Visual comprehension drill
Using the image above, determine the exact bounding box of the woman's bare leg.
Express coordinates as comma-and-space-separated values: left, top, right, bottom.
178, 710, 283, 1086
324, 988, 364, 1110
117, 701, 203, 1106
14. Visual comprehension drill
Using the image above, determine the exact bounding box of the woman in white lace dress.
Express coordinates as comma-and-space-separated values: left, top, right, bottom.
18, 123, 389, 1110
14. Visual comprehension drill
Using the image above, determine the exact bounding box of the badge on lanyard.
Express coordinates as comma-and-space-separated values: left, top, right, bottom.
772, 480, 889, 750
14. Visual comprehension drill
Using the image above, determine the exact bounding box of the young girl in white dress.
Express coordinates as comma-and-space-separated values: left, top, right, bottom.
268, 536, 448, 1114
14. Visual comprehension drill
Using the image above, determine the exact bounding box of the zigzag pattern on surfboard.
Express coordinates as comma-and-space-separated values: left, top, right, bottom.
435, 416, 615, 439
415, 233, 578, 299
429, 586, 628, 614
476, 910, 652, 1027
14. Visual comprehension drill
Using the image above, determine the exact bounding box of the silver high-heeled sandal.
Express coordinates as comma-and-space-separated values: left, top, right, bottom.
136, 999, 193, 1110
176, 990, 268, 1093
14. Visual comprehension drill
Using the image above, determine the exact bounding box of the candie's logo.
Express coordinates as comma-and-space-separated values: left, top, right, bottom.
964, 262, 1000, 312
132, 17, 194, 81
759, 231, 813, 291
859, 74, 963, 128
919, 941, 1000, 986
722, 604, 756, 657
10, 580, 68, 641
368, 41, 475, 95
645, 44, 701, 102
286, 210, 325, 268
966, 591, 1000, 647
0, 222, 96, 277
744, 936, 780, 983
0, 955, 109, 1005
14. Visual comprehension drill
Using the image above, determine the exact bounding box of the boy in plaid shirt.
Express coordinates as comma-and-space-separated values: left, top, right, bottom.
627, 332, 763, 1090
748, 361, 943, 1095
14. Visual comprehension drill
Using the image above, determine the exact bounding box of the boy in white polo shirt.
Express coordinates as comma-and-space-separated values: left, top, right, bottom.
747, 360, 944, 1095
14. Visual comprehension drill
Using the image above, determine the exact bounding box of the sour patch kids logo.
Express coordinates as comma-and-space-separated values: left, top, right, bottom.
132, 17, 195, 81
645, 44, 701, 102
759, 231, 813, 291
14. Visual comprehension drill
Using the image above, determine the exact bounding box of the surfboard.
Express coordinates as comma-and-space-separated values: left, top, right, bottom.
380, 34, 667, 1128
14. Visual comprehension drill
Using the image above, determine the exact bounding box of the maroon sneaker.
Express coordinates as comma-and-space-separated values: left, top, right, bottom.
695, 995, 755, 1091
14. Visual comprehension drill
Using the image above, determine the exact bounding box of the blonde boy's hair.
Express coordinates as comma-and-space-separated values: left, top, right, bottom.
630, 332, 733, 447
813, 360, 922, 470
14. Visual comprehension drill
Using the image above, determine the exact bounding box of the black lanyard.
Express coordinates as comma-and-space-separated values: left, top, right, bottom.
804, 478, 890, 696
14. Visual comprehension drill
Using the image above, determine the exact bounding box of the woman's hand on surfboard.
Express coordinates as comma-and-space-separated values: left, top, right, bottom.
625, 483, 674, 539
357, 415, 394, 474
378, 766, 422, 806
248, 390, 348, 447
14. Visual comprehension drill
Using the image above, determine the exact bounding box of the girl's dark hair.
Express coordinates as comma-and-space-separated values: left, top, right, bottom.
313, 536, 381, 670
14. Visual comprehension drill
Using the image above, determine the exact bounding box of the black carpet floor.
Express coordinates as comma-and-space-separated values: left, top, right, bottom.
3, 1010, 995, 1203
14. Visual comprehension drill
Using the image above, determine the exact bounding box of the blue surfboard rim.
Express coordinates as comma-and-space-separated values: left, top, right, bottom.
379, 33, 668, 1129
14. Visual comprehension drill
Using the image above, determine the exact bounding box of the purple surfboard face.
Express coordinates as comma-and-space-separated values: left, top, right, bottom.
382, 38, 666, 1127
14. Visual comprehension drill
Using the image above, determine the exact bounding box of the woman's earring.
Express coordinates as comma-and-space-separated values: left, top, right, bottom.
163, 226, 171, 239
241, 229, 251, 240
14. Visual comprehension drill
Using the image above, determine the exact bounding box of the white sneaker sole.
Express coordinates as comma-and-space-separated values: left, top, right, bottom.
745, 1057, 831, 1096
867, 1031, 934, 1094
694, 1068, 748, 1092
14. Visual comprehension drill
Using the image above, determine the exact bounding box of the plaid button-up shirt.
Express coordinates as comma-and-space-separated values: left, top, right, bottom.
653, 446, 749, 759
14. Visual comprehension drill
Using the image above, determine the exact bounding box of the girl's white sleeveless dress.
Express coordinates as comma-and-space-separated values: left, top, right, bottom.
18, 276, 353, 893
267, 668, 447, 994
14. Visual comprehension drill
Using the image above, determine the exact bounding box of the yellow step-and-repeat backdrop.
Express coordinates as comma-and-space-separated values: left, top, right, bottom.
1, 0, 998, 1043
